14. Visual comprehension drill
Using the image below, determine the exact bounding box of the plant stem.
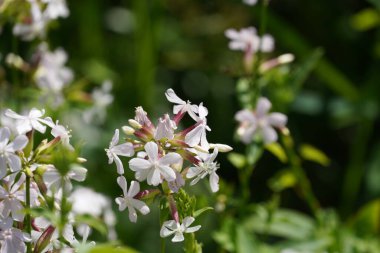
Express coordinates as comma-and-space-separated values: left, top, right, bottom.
280, 134, 320, 215
25, 170, 32, 253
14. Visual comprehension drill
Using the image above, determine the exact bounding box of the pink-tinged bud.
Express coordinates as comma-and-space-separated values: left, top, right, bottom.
134, 126, 154, 142
135, 106, 153, 127
134, 189, 161, 200
176, 149, 201, 165
33, 173, 47, 195
244, 46, 254, 74
194, 145, 209, 154
31, 219, 41, 232
168, 195, 179, 223
260, 53, 295, 72
35, 137, 61, 156
34, 225, 55, 253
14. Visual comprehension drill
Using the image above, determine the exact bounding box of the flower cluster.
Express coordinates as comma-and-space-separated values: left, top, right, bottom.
235, 97, 287, 144
0, 108, 113, 252
12, 0, 69, 41
106, 89, 232, 242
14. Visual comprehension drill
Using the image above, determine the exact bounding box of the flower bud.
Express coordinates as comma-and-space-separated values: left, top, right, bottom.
128, 119, 142, 129
209, 143, 233, 152
122, 125, 135, 135
34, 225, 55, 253
77, 157, 87, 163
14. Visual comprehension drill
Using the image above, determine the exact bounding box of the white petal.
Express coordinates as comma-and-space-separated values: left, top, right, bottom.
198, 103, 208, 119
235, 109, 255, 123
186, 166, 201, 179
185, 225, 201, 233
185, 126, 203, 147
267, 113, 287, 128
7, 154, 22, 172
29, 108, 44, 118
209, 172, 219, 192
117, 176, 128, 196
16, 122, 32, 135
0, 127, 10, 147
127, 180, 139, 197
10, 199, 24, 221
127, 205, 137, 223
165, 89, 185, 105
172, 232, 184, 242
159, 152, 182, 166
69, 166, 87, 182
129, 158, 152, 171
111, 143, 134, 157
7, 135, 28, 152
110, 129, 119, 148
256, 97, 271, 117
113, 154, 125, 174
147, 168, 162, 186
0, 158, 7, 179
182, 216, 195, 227
144, 142, 158, 162
130, 199, 150, 215
4, 109, 24, 120
115, 197, 127, 211
262, 126, 278, 144
158, 165, 176, 182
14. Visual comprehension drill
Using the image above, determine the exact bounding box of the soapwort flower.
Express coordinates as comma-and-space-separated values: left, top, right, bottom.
115, 176, 150, 223
0, 127, 28, 177
106, 129, 135, 174
129, 142, 182, 186
0, 217, 31, 253
5, 108, 52, 134
160, 216, 201, 242
225, 27, 274, 54
235, 97, 287, 144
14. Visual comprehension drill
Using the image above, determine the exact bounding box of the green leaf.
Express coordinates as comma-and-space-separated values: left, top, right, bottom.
85, 244, 139, 253
299, 144, 330, 166
227, 152, 246, 169
193, 207, 213, 218
75, 214, 108, 236
268, 169, 297, 192
247, 143, 264, 166
265, 143, 287, 163
236, 225, 257, 253
351, 8, 380, 31
350, 199, 380, 234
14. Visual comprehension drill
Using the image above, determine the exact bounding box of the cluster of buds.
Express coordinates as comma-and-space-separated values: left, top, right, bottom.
0, 108, 113, 252
106, 89, 232, 242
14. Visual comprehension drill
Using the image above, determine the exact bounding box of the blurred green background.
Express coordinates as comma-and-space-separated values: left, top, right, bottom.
1, 0, 380, 252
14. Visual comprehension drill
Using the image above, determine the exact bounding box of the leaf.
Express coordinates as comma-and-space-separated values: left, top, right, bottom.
193, 207, 213, 218
227, 152, 246, 169
85, 244, 139, 253
299, 144, 330, 166
247, 143, 264, 166
350, 199, 380, 234
236, 224, 257, 253
351, 8, 380, 31
268, 169, 297, 192
265, 143, 287, 163
75, 214, 108, 236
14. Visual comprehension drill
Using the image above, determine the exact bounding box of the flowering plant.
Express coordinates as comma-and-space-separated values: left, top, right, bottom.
106, 89, 231, 250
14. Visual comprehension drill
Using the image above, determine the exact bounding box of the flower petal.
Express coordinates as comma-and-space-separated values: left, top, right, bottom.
159, 152, 182, 166
130, 199, 150, 215
7, 135, 28, 152
127, 180, 139, 197
112, 143, 134, 157
7, 154, 22, 172
158, 165, 176, 182
268, 113, 287, 128
262, 126, 278, 144
256, 97, 271, 117
113, 153, 125, 174
144, 142, 158, 162
129, 158, 151, 171
147, 168, 162, 186
117, 176, 128, 196
209, 172, 219, 192
0, 127, 10, 147
172, 232, 185, 242
165, 89, 185, 105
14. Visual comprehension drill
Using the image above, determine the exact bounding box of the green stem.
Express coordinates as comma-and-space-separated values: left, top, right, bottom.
59, 178, 67, 245
280, 135, 320, 215
25, 171, 32, 253
340, 119, 373, 217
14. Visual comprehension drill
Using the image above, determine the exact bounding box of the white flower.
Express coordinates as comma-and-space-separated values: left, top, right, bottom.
35, 45, 73, 108
13, 0, 47, 41
168, 170, 185, 193
0, 127, 28, 177
225, 27, 274, 54
70, 187, 110, 217
50, 121, 73, 150
0, 173, 39, 221
187, 148, 220, 192
129, 142, 182, 186
0, 217, 31, 253
160, 216, 201, 242
115, 176, 150, 223
154, 114, 177, 140
185, 103, 210, 150
165, 89, 199, 121
5, 108, 52, 134
43, 164, 87, 193
105, 129, 135, 174
42, 0, 69, 19
243, 0, 257, 6
83, 80, 114, 124
235, 97, 287, 144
